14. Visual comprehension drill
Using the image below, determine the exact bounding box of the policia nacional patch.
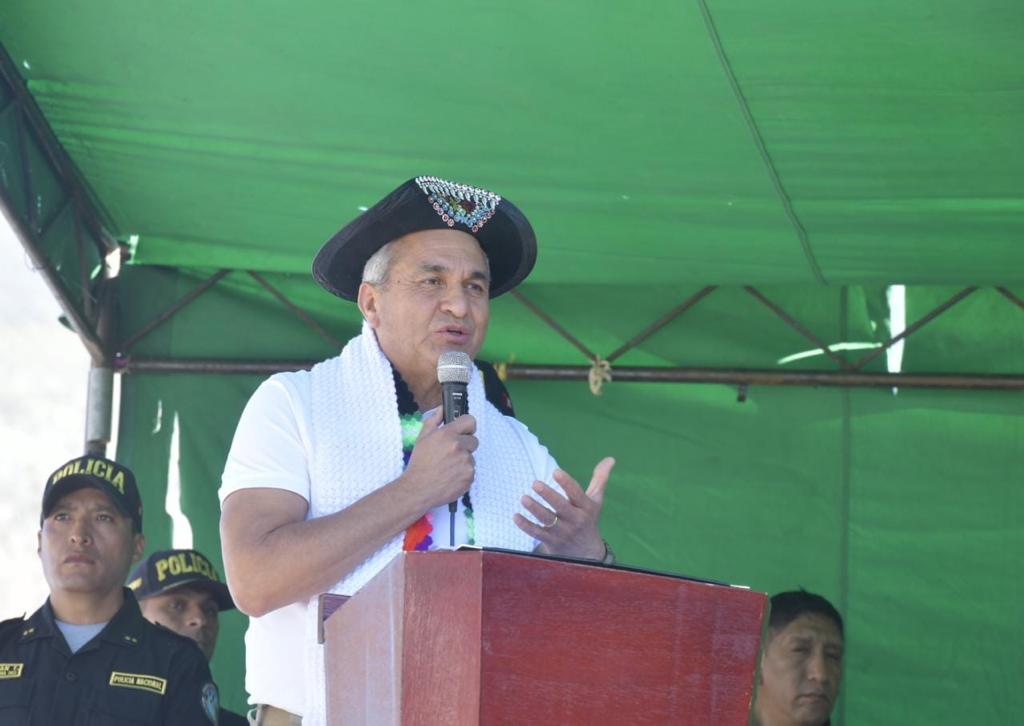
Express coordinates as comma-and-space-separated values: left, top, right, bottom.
106, 672, 219, 724
109, 671, 168, 695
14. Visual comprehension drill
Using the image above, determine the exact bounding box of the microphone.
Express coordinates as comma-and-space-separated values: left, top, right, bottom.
438, 350, 472, 425
437, 351, 472, 546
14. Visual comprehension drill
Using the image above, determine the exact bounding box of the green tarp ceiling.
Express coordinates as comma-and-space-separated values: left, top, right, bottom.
1, 2, 1021, 723
3, 1, 1024, 287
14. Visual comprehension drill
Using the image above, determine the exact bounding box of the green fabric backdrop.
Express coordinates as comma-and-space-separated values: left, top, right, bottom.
105, 268, 1023, 721
113, 352, 1024, 723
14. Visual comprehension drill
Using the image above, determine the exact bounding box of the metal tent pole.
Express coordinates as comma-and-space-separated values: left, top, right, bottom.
84, 250, 119, 456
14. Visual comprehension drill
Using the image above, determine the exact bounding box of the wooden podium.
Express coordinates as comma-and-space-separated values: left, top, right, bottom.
321, 549, 766, 725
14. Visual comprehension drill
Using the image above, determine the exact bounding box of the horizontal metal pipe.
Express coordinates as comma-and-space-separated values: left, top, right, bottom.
116, 357, 315, 375
505, 365, 1024, 390
114, 357, 1024, 390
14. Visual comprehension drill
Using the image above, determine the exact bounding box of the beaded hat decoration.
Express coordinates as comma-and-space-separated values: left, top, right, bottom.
415, 176, 501, 233
312, 175, 537, 301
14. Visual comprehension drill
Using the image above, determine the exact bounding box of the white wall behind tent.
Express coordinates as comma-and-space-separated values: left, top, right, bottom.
0, 216, 89, 617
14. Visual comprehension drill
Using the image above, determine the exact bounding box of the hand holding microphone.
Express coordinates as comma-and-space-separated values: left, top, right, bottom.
401, 351, 477, 516
437, 351, 472, 513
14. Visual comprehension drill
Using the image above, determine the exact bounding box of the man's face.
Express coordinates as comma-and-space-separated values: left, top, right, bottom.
38, 486, 144, 600
756, 613, 844, 726
359, 229, 490, 392
139, 586, 221, 661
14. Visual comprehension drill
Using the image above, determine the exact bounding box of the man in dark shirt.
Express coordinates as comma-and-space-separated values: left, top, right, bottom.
0, 455, 220, 725
129, 548, 247, 725
753, 590, 845, 726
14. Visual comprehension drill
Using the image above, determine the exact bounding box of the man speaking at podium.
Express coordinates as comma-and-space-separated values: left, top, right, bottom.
220, 176, 615, 725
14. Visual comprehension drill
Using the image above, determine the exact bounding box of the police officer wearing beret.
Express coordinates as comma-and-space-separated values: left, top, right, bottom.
129, 549, 247, 726
0, 456, 221, 725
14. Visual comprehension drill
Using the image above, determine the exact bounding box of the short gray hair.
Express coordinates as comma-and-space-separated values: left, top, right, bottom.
361, 235, 492, 287
361, 240, 398, 286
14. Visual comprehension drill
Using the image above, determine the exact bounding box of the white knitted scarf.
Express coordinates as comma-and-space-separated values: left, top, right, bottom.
303, 322, 539, 724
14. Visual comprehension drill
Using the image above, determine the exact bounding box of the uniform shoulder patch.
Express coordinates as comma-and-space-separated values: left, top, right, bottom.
201, 682, 219, 725
0, 663, 23, 679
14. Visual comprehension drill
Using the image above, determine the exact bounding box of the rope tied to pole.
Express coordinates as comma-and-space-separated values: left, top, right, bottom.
588, 357, 612, 395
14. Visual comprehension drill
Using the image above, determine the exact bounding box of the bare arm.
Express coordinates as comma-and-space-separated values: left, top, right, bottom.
221, 411, 478, 616
222, 479, 426, 616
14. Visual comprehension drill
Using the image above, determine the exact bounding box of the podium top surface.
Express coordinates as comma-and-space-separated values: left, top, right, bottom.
456, 545, 754, 591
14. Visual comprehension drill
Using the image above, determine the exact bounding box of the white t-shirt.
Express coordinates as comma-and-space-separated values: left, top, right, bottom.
220, 369, 558, 715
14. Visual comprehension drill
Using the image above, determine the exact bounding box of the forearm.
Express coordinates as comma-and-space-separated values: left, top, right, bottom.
221, 476, 432, 616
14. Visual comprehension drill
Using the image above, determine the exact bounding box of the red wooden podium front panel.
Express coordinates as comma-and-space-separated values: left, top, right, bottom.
477, 552, 765, 725
324, 551, 765, 725
401, 552, 483, 725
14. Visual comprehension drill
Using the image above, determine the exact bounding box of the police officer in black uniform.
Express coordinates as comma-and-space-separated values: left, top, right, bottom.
128, 549, 247, 726
0, 455, 220, 725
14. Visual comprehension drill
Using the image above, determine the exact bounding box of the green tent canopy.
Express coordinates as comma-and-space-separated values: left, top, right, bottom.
1, 2, 1021, 722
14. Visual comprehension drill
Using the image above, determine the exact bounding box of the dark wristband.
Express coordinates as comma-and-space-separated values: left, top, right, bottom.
601, 540, 616, 565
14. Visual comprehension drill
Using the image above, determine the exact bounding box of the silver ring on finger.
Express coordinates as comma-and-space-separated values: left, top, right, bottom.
544, 514, 559, 529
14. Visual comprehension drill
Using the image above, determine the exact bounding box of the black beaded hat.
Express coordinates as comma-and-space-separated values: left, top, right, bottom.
313, 176, 537, 301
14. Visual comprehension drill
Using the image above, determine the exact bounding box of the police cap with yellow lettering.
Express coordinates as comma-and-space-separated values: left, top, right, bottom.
41, 455, 143, 533
127, 549, 234, 611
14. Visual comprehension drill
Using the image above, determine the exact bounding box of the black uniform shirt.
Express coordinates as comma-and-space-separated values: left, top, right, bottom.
0, 589, 219, 725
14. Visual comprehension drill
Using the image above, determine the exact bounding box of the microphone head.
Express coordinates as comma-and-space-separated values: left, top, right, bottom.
437, 351, 472, 384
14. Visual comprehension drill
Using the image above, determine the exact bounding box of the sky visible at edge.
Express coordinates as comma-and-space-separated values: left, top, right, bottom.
0, 216, 89, 617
